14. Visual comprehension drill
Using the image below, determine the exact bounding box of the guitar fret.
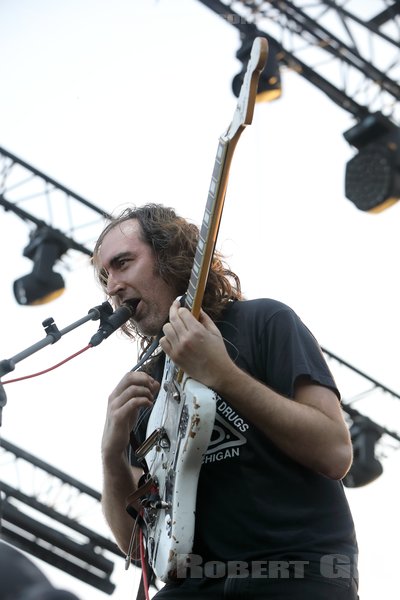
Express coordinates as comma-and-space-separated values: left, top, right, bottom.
185, 291, 194, 310
209, 179, 216, 198
211, 145, 224, 179
206, 142, 225, 209
194, 251, 203, 268
199, 223, 209, 236
187, 282, 196, 298
188, 273, 198, 287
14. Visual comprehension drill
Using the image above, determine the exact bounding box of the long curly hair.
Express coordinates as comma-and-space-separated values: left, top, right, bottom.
93, 203, 242, 347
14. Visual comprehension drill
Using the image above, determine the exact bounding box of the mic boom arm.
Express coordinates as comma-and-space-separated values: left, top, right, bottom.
0, 301, 122, 426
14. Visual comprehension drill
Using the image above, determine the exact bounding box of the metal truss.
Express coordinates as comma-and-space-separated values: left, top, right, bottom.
322, 347, 400, 459
0, 146, 112, 262
0, 437, 126, 594
198, 0, 400, 125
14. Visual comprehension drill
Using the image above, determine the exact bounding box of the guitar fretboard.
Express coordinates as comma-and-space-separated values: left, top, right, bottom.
184, 37, 268, 318
185, 137, 228, 315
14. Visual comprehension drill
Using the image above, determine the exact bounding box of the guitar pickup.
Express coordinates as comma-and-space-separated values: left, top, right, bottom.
135, 427, 170, 459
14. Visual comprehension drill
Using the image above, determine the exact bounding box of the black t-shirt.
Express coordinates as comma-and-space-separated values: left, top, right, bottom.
132, 299, 358, 578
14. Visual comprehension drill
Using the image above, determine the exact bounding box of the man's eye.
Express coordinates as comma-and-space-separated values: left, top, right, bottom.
119, 257, 135, 269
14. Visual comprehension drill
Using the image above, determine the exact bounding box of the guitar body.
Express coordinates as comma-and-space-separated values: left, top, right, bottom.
142, 356, 217, 581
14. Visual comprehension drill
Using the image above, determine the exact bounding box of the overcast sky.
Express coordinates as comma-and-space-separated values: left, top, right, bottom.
1, 1, 400, 598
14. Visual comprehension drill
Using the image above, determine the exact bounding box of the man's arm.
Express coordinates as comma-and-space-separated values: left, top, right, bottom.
101, 455, 143, 555
205, 366, 351, 480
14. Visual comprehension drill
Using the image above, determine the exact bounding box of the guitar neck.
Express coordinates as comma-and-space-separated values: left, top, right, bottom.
184, 37, 268, 320
185, 133, 241, 319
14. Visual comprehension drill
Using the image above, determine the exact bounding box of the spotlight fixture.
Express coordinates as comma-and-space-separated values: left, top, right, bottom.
13, 228, 69, 306
344, 112, 400, 213
343, 416, 383, 488
232, 34, 282, 102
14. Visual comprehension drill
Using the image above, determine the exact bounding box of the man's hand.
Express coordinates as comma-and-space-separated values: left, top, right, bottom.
102, 371, 160, 462
160, 299, 235, 390
101, 371, 159, 556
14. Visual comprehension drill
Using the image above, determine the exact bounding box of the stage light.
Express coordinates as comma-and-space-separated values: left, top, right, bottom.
232, 35, 282, 102
344, 112, 400, 213
13, 228, 68, 306
343, 416, 383, 488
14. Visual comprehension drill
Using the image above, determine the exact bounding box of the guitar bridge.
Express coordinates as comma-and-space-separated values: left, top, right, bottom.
135, 427, 170, 460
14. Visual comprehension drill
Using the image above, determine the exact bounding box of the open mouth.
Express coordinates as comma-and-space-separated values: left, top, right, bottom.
122, 298, 140, 315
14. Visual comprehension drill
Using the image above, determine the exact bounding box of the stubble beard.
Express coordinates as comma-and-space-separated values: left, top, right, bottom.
135, 307, 167, 338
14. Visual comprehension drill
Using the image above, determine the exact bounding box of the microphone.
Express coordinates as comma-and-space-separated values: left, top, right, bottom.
89, 304, 134, 347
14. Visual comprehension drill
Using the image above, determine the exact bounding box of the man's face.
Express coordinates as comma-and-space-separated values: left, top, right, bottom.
97, 219, 177, 336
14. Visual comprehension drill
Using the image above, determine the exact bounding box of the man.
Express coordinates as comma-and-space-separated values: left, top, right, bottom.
93, 203, 359, 599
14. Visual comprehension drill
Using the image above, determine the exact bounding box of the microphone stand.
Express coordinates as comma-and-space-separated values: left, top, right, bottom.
0, 301, 113, 426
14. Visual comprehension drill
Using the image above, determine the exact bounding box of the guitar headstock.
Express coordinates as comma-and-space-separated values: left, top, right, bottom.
225, 37, 268, 141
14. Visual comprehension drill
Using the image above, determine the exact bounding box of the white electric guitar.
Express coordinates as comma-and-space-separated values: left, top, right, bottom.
130, 37, 268, 582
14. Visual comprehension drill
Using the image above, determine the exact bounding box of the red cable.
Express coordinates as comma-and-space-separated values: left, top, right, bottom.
139, 526, 151, 600
1, 345, 92, 384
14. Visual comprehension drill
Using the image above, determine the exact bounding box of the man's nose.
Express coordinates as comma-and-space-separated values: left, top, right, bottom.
106, 273, 125, 297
